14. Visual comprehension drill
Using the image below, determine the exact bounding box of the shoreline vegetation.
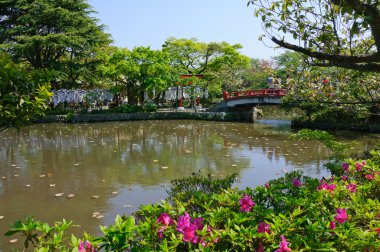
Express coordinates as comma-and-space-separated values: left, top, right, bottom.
33, 109, 380, 133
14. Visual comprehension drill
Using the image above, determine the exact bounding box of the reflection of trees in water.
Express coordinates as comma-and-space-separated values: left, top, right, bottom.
0, 121, 375, 189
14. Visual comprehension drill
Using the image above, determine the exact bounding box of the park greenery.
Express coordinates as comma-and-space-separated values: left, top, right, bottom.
2, 0, 380, 250
2, 0, 380, 130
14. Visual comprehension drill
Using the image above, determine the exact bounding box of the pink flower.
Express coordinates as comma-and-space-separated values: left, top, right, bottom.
275, 235, 291, 252
156, 213, 174, 238
347, 183, 357, 193
330, 221, 336, 230
317, 183, 336, 192
78, 241, 94, 252
181, 224, 198, 243
193, 217, 204, 230
177, 212, 191, 232
257, 242, 264, 252
176, 212, 203, 243
334, 208, 347, 224
265, 182, 270, 189
342, 175, 348, 181
292, 179, 302, 187
355, 162, 363, 171
239, 194, 255, 212
342, 163, 349, 172
257, 222, 270, 233
365, 174, 375, 180
200, 239, 207, 247
156, 213, 174, 226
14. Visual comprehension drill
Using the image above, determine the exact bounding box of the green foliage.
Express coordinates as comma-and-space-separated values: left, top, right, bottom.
5, 217, 74, 251
248, 0, 380, 72
94, 215, 137, 251
99, 46, 178, 105
166, 171, 238, 212
112, 104, 142, 113
142, 103, 158, 112
281, 66, 380, 124
0, 52, 52, 131
163, 38, 251, 97
0, 0, 111, 87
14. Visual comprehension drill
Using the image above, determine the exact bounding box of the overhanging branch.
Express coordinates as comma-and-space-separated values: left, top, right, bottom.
271, 37, 380, 71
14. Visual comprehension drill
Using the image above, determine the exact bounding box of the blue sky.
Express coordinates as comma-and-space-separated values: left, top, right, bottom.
89, 0, 284, 59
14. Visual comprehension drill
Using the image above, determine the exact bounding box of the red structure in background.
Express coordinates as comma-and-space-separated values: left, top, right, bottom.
223, 89, 287, 100
177, 74, 204, 107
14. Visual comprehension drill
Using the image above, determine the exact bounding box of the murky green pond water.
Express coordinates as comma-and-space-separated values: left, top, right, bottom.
0, 120, 377, 250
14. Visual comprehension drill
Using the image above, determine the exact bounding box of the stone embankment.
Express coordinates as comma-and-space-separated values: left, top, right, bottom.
36, 111, 254, 123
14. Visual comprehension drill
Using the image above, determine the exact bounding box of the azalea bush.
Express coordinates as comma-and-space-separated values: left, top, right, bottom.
6, 146, 380, 251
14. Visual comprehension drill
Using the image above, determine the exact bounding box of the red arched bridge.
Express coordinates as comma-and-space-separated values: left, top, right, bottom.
211, 88, 288, 112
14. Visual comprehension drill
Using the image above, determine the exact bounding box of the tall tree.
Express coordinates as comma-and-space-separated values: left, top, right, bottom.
0, 0, 111, 87
248, 0, 380, 72
162, 38, 250, 97
99, 47, 178, 105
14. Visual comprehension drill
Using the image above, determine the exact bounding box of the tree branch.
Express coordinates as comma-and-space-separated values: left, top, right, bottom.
271, 37, 380, 64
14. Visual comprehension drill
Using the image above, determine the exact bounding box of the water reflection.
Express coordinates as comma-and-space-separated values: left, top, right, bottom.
0, 120, 373, 249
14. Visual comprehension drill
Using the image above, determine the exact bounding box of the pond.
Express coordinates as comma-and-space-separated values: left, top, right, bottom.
0, 119, 376, 250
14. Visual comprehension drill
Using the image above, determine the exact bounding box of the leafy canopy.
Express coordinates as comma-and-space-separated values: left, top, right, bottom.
248, 0, 380, 72
0, 0, 111, 87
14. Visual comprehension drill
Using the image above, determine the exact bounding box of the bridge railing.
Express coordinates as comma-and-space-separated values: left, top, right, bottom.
223, 89, 288, 100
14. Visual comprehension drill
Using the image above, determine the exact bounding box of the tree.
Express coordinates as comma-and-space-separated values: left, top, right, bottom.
273, 51, 304, 80
162, 38, 251, 97
248, 0, 380, 72
0, 0, 111, 87
99, 47, 177, 105
0, 52, 51, 131
242, 58, 276, 89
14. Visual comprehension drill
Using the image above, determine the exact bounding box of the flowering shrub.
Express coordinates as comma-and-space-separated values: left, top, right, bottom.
6, 153, 380, 251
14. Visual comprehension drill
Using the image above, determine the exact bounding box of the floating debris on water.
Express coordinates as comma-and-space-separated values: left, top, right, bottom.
55, 193, 64, 197
161, 166, 168, 169
92, 211, 100, 217
96, 215, 104, 219
73, 163, 80, 166
112, 191, 118, 195
123, 204, 132, 208
14, 174, 19, 177
0, 216, 4, 220
153, 160, 158, 162
67, 194, 75, 198
231, 164, 238, 167
9, 239, 17, 244
101, 180, 106, 182
10, 164, 17, 167
39, 174, 46, 178
49, 184, 56, 187
1, 176, 6, 179
92, 195, 99, 199
25, 184, 31, 187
